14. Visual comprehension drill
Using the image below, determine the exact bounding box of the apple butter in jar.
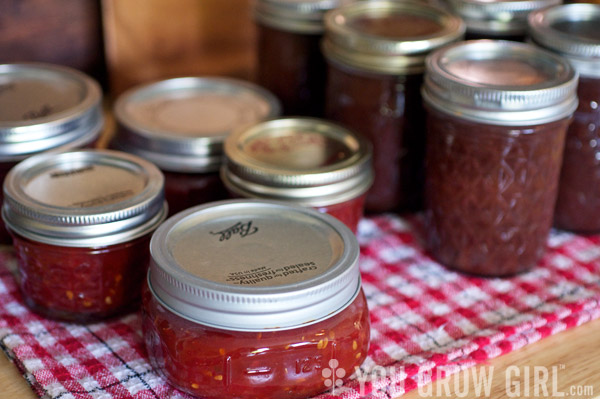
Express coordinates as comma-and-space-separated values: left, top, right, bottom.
529, 4, 600, 233
221, 118, 373, 233
422, 40, 579, 276
323, 1, 465, 212
2, 150, 167, 322
143, 200, 370, 399
0, 63, 103, 244
112, 77, 280, 216
255, 0, 352, 116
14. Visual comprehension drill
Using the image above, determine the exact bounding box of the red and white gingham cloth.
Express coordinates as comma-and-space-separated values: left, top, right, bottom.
0, 214, 599, 399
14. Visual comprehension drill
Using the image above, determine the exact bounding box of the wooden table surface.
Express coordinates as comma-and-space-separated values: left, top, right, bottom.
1, 316, 599, 399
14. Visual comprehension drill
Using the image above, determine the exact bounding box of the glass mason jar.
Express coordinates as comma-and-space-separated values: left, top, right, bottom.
112, 77, 280, 216
0, 63, 103, 244
445, 0, 561, 41
422, 40, 579, 276
221, 118, 373, 233
323, 1, 465, 213
255, 0, 352, 116
143, 200, 370, 399
2, 150, 167, 322
529, 4, 600, 233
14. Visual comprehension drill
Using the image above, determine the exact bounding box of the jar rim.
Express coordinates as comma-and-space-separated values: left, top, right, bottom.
255, 0, 351, 34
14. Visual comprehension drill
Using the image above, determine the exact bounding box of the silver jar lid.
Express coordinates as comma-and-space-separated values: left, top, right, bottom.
2, 150, 167, 247
446, 0, 560, 36
529, 4, 600, 78
221, 117, 373, 207
113, 77, 281, 173
322, 1, 465, 74
148, 199, 361, 331
255, 0, 353, 34
422, 40, 579, 125
0, 63, 103, 162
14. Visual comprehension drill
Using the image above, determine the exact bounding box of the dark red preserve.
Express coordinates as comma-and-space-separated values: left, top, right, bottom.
422, 40, 579, 276
2, 150, 166, 321
323, 1, 464, 212
143, 200, 370, 399
112, 77, 280, 216
529, 4, 600, 233
255, 0, 350, 116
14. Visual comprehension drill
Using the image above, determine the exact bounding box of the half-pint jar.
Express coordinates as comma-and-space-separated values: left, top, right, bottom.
529, 4, 600, 233
323, 1, 465, 212
422, 40, 579, 276
143, 200, 370, 399
2, 150, 166, 321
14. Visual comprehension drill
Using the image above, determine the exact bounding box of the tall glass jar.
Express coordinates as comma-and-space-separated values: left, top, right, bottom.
221, 117, 373, 233
422, 40, 579, 276
529, 4, 600, 233
112, 77, 280, 216
445, 0, 561, 41
2, 150, 167, 322
0, 63, 103, 244
323, 1, 464, 213
143, 200, 370, 399
255, 0, 352, 116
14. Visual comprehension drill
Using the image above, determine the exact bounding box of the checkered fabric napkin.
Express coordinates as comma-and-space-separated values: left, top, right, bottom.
1, 214, 599, 399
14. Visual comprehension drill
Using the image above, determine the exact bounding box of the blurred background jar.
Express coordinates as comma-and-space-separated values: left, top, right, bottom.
0, 63, 103, 244
529, 4, 600, 234
444, 0, 561, 41
254, 0, 353, 116
323, 1, 464, 213
422, 40, 578, 276
221, 118, 373, 233
111, 77, 281, 216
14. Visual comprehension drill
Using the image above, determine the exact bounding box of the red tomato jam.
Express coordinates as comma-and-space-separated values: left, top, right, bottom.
143, 200, 370, 399
2, 150, 166, 322
528, 3, 600, 233
162, 170, 229, 216
221, 118, 373, 234
422, 40, 578, 276
322, 2, 464, 213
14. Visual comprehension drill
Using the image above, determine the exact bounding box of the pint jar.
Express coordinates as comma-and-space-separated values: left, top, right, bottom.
422, 40, 579, 276
0, 63, 103, 243
255, 0, 351, 116
112, 77, 280, 216
221, 118, 373, 233
143, 200, 370, 399
323, 1, 464, 212
529, 4, 600, 233
2, 150, 167, 322
445, 0, 560, 41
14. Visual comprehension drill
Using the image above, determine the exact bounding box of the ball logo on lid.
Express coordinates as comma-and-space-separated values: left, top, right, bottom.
209, 221, 259, 241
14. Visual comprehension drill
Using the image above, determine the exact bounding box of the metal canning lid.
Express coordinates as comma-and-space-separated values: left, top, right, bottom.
422, 40, 579, 125
0, 63, 103, 162
148, 199, 361, 331
221, 117, 373, 207
2, 150, 167, 247
529, 4, 600, 78
447, 0, 560, 36
322, 1, 465, 74
113, 77, 281, 173
255, 0, 352, 34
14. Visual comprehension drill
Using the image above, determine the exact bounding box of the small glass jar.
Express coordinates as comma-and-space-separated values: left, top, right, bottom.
446, 0, 561, 41
255, 0, 351, 116
422, 40, 579, 276
323, 1, 464, 213
0, 63, 103, 244
221, 118, 373, 233
529, 4, 600, 233
2, 150, 167, 322
143, 200, 370, 399
112, 77, 281, 216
